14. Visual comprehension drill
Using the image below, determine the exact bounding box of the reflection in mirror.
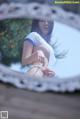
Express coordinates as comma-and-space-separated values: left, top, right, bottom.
0, 18, 80, 92
51, 22, 80, 78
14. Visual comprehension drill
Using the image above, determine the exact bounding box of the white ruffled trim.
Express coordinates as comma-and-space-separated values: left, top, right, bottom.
0, 64, 80, 93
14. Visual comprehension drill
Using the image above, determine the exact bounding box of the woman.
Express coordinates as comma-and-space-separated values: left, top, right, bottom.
21, 19, 56, 78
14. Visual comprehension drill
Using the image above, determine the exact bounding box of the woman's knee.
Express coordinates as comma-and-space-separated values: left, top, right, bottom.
38, 45, 50, 59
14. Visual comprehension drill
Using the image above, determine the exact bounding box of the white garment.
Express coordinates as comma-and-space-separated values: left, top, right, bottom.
25, 32, 56, 69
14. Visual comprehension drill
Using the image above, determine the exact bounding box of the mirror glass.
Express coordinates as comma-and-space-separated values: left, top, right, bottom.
51, 21, 80, 78
9, 20, 80, 79
1, 19, 80, 79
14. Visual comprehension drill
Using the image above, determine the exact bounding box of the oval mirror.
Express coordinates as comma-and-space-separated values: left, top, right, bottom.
0, 2, 80, 92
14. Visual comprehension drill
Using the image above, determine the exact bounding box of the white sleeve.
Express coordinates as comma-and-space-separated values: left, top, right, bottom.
25, 32, 41, 46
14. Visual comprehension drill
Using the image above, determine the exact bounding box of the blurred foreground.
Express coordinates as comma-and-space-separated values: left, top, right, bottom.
0, 82, 80, 119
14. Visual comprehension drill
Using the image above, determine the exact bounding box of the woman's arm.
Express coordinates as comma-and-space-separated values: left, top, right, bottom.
21, 40, 34, 65
21, 40, 47, 66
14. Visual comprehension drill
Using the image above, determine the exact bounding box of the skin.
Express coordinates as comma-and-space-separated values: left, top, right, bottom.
38, 20, 49, 35
22, 20, 55, 77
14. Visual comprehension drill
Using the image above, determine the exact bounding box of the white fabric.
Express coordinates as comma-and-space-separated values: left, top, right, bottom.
26, 32, 56, 69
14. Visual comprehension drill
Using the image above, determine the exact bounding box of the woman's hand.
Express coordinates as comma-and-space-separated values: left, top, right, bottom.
42, 68, 55, 77
32, 50, 48, 66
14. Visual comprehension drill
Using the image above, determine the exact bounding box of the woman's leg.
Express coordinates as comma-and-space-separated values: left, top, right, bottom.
33, 45, 50, 61
33, 45, 49, 67
35, 33, 56, 67
26, 47, 55, 78
26, 48, 48, 78
26, 34, 56, 77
